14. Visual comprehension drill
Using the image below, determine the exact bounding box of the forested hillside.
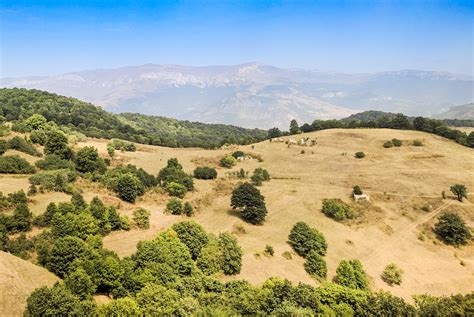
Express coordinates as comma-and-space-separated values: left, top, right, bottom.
0, 88, 267, 148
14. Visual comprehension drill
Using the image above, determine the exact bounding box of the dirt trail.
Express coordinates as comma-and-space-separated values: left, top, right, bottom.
363, 201, 453, 262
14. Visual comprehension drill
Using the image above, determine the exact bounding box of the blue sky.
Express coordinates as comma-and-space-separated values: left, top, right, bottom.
1, 0, 473, 77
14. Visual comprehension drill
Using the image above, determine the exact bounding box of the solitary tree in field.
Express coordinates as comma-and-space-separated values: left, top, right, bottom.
231, 182, 267, 224
450, 184, 467, 202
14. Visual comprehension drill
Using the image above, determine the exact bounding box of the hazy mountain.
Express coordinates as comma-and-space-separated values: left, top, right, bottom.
2, 63, 472, 129
433, 103, 474, 120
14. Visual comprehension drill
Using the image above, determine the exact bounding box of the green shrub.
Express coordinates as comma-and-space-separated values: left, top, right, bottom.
304, 250, 327, 278
99, 297, 141, 316
166, 182, 188, 198
44, 129, 73, 160
8, 136, 40, 156
353, 186, 363, 196
133, 208, 151, 229
354, 152, 365, 159
116, 173, 142, 203
8, 190, 28, 205
0, 140, 7, 155
158, 158, 193, 191
434, 212, 472, 246
172, 221, 209, 260
23, 114, 48, 131
322, 199, 354, 221
30, 129, 48, 145
231, 182, 267, 224
184, 202, 194, 216
392, 138, 402, 147
166, 198, 183, 215
413, 139, 423, 146
65, 267, 96, 300
108, 139, 136, 152
35, 154, 75, 170
193, 166, 218, 180
288, 222, 327, 257
335, 259, 369, 290
264, 245, 274, 257
10, 203, 33, 232
0, 155, 35, 174
5, 232, 34, 259
219, 232, 243, 275
232, 151, 245, 159
381, 263, 403, 285
220, 155, 237, 168
383, 141, 393, 148
29, 169, 77, 192
250, 168, 270, 186
25, 284, 83, 316
74, 146, 106, 174
196, 237, 223, 275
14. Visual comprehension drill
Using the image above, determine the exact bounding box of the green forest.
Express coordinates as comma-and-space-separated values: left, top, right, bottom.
0, 88, 267, 148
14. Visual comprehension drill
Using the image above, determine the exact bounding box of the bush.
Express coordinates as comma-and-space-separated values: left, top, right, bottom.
46, 236, 92, 277
10, 203, 33, 232
30, 129, 48, 145
413, 139, 423, 146
232, 151, 245, 159
354, 152, 365, 159
5, 233, 34, 259
383, 141, 393, 148
288, 222, 327, 257
335, 259, 369, 290
166, 182, 188, 198
99, 297, 141, 316
166, 198, 183, 215
193, 166, 218, 180
434, 212, 472, 246
109, 139, 136, 152
381, 263, 403, 285
44, 129, 73, 160
35, 154, 75, 170
7, 136, 39, 156
29, 169, 77, 192
196, 237, 224, 275
322, 199, 354, 221
304, 250, 327, 278
0, 139, 7, 155
264, 245, 274, 257
74, 146, 106, 174
450, 184, 467, 202
219, 232, 243, 275
25, 284, 83, 316
220, 155, 237, 168
158, 158, 194, 191
250, 168, 270, 186
231, 182, 267, 224
116, 173, 142, 203
133, 208, 151, 229
65, 267, 96, 300
184, 202, 194, 217
353, 185, 363, 196
172, 221, 209, 260
0, 155, 35, 174
392, 138, 402, 147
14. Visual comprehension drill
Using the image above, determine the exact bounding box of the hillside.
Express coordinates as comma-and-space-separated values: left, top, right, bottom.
434, 103, 474, 120
0, 251, 59, 316
0, 88, 267, 148
2, 64, 473, 128
1, 128, 472, 313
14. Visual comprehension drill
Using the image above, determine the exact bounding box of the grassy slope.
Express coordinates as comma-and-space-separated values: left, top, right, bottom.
0, 251, 59, 317
0, 128, 473, 314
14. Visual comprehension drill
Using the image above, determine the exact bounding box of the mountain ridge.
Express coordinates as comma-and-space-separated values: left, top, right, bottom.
2, 63, 473, 129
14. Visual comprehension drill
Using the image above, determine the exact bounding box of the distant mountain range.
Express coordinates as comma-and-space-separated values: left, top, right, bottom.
433, 103, 474, 120
1, 63, 472, 129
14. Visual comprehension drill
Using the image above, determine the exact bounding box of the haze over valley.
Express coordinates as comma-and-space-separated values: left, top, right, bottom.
2, 63, 472, 128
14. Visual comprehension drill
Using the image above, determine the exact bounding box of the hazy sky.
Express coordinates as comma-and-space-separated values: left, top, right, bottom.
1, 0, 473, 77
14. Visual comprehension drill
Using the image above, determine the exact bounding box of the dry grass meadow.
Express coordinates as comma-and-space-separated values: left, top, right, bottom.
1, 128, 473, 314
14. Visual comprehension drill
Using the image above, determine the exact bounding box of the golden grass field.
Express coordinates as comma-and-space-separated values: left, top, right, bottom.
1, 128, 473, 315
